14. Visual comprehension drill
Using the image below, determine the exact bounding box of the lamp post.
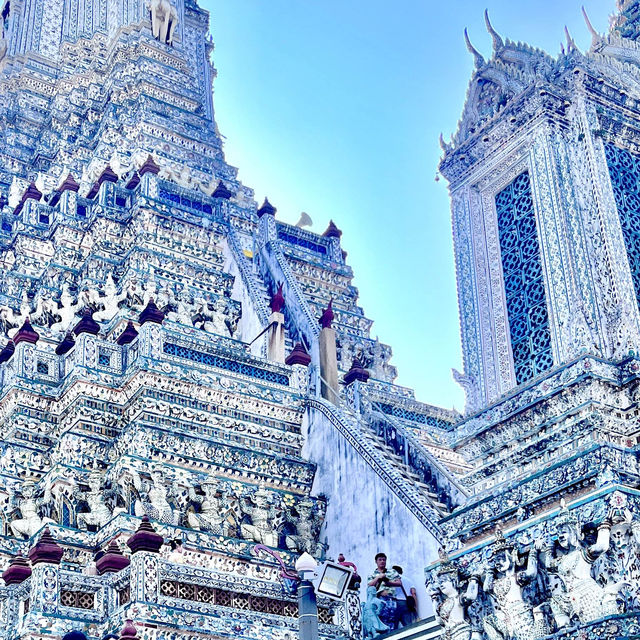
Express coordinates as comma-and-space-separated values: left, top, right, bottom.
296, 553, 320, 640
253, 545, 354, 640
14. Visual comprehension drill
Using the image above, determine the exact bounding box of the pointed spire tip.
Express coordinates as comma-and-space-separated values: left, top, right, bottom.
464, 28, 485, 68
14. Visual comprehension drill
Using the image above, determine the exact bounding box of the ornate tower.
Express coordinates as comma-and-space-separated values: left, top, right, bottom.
428, 5, 640, 640
445, 6, 640, 414
0, 0, 227, 194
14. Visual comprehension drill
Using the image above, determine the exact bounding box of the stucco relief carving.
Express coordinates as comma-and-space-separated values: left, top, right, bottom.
429, 494, 640, 639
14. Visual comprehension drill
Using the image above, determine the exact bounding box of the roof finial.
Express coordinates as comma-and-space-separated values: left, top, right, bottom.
464, 28, 485, 69
484, 10, 503, 52
582, 6, 600, 46
565, 25, 577, 51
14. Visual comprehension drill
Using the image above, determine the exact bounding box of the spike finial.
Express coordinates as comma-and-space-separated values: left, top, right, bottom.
484, 10, 504, 52
582, 6, 600, 46
464, 28, 485, 69
564, 25, 576, 51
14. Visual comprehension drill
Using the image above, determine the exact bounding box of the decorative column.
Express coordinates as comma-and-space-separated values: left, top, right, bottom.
137, 299, 165, 363
71, 308, 100, 370
127, 516, 163, 605
322, 220, 343, 263
27, 528, 63, 617
1, 554, 33, 631
342, 357, 370, 414
12, 318, 39, 380
256, 197, 278, 250
344, 590, 363, 640
318, 301, 339, 404
267, 284, 286, 364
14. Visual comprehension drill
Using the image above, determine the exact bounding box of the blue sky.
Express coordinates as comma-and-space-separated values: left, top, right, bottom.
202, 0, 616, 412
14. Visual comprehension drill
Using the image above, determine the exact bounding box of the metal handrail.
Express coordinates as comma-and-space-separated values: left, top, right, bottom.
227, 227, 270, 325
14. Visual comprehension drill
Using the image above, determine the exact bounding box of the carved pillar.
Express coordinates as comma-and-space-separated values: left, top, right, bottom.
266, 311, 285, 363
345, 590, 362, 640
318, 301, 339, 404
286, 343, 311, 393
319, 327, 338, 404
267, 284, 286, 364
129, 551, 160, 605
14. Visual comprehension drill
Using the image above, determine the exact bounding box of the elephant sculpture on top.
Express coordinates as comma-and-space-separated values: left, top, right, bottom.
148, 0, 178, 45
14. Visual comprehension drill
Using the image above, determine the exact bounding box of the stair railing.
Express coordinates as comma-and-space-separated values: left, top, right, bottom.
366, 405, 469, 511
306, 394, 444, 538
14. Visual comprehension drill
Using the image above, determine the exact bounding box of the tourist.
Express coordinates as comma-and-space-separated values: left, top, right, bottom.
338, 552, 361, 589
362, 586, 390, 639
367, 552, 401, 630
168, 538, 185, 564
393, 565, 418, 627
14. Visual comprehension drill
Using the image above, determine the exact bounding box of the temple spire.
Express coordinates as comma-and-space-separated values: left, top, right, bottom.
582, 6, 601, 47
464, 29, 485, 69
484, 10, 503, 52
564, 26, 577, 52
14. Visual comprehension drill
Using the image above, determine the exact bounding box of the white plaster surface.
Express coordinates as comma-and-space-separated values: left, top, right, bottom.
303, 408, 441, 619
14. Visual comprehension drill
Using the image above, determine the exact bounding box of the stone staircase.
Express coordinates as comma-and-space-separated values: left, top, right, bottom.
357, 427, 450, 514
226, 226, 271, 325
257, 232, 467, 530
365, 407, 468, 512
383, 617, 442, 640
307, 398, 449, 537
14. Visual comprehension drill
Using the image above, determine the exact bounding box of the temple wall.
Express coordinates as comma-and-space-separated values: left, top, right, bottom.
303, 407, 439, 619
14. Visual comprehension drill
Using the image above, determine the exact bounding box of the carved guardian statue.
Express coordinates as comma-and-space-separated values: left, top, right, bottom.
8, 481, 55, 538
239, 482, 281, 547
75, 466, 125, 531
148, 0, 178, 45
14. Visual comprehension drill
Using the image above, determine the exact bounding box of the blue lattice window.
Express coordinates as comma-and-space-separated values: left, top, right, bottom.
163, 343, 289, 386
61, 499, 73, 528
159, 187, 213, 215
277, 230, 328, 255
605, 143, 640, 308
376, 403, 453, 429
496, 171, 553, 384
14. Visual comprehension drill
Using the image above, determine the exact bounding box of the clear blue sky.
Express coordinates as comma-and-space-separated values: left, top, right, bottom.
202, 0, 616, 412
